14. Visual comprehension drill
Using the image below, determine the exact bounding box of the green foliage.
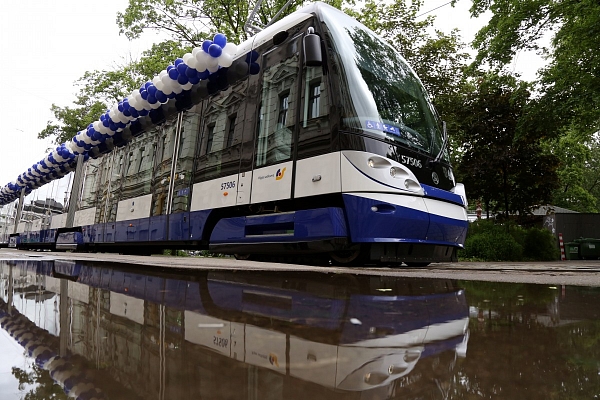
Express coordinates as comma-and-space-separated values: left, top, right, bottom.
12, 365, 68, 400
523, 227, 559, 261
462, 219, 559, 261
466, 0, 600, 138
349, 0, 470, 136
548, 130, 599, 212
455, 72, 559, 217
463, 228, 523, 261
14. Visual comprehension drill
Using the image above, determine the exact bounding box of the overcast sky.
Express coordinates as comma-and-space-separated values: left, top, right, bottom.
0, 0, 545, 205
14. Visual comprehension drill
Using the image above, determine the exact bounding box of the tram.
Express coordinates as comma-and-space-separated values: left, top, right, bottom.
3, 2, 468, 264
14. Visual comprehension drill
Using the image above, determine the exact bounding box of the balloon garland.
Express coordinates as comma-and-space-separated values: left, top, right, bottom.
0, 33, 260, 207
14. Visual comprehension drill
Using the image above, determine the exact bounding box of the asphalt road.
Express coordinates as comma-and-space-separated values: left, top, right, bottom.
1, 248, 599, 287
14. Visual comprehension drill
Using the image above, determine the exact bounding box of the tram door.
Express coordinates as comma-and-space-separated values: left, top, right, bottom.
247, 32, 303, 204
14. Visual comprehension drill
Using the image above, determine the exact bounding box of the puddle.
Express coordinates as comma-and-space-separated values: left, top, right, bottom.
0, 259, 598, 399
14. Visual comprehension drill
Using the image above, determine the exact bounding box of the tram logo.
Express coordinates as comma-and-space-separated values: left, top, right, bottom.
432, 172, 440, 185
275, 168, 286, 181
269, 353, 280, 367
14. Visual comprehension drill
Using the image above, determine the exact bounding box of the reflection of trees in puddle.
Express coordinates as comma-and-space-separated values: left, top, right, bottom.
12, 364, 68, 400
451, 282, 600, 399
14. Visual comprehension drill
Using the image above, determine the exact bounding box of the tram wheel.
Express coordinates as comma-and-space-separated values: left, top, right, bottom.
330, 248, 363, 265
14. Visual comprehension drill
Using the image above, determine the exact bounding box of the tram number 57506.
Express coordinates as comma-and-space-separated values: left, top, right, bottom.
214, 336, 229, 348
221, 181, 236, 190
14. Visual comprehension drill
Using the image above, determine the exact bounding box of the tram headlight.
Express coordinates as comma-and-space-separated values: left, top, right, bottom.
389, 167, 398, 177
368, 158, 375, 168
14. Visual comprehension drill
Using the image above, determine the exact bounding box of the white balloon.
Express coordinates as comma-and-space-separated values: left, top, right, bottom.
161, 82, 174, 95
161, 73, 173, 86
207, 64, 219, 73
224, 42, 237, 56
150, 101, 162, 109
181, 82, 193, 90
194, 51, 208, 72
192, 47, 202, 57
183, 53, 194, 64
159, 70, 168, 78
172, 84, 183, 94
152, 76, 162, 87
218, 52, 233, 68
154, 79, 165, 91
187, 56, 198, 70
108, 109, 119, 123
206, 56, 219, 68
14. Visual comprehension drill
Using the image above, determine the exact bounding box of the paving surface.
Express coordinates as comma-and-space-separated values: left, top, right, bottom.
1, 248, 599, 286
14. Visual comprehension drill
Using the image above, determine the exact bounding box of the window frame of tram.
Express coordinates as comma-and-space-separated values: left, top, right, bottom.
170, 111, 199, 214
251, 18, 333, 170
192, 71, 249, 185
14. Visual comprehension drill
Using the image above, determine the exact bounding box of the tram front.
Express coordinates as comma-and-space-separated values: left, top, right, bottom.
317, 4, 468, 265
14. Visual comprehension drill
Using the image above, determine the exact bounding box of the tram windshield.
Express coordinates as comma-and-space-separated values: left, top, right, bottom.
320, 6, 445, 158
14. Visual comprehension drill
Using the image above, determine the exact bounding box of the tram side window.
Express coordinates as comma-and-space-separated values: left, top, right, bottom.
255, 37, 300, 168
226, 114, 236, 148
298, 63, 331, 159
205, 123, 216, 155
193, 82, 247, 183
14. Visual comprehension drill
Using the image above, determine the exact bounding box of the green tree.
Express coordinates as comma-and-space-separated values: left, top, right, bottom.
455, 72, 559, 217
116, 0, 345, 45
37, 42, 187, 145
550, 130, 598, 212
348, 0, 470, 132
465, 0, 600, 138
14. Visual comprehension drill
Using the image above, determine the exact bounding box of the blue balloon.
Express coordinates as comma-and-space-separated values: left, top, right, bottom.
177, 74, 189, 85
188, 74, 200, 85
185, 67, 197, 78
123, 108, 132, 117
118, 102, 124, 112
138, 109, 149, 116
167, 65, 174, 72
155, 91, 168, 103
147, 94, 157, 104
144, 81, 152, 90
147, 85, 157, 96
117, 121, 127, 129
130, 108, 139, 118
213, 33, 227, 47
208, 44, 222, 58
250, 62, 260, 75
168, 68, 179, 80
202, 40, 213, 53
92, 131, 102, 141
108, 121, 117, 131
174, 58, 184, 66
177, 62, 188, 75
198, 70, 210, 80
140, 89, 148, 100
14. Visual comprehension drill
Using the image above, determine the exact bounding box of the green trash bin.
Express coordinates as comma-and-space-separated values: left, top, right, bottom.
579, 238, 600, 260
564, 242, 580, 260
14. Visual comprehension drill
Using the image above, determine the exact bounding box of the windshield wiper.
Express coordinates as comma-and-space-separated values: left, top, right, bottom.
429, 121, 448, 166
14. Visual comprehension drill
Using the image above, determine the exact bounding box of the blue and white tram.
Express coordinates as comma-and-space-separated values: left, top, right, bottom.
12, 2, 468, 264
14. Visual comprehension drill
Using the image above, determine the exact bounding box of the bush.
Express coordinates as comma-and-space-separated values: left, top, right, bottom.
523, 228, 560, 261
461, 220, 558, 261
463, 231, 523, 261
